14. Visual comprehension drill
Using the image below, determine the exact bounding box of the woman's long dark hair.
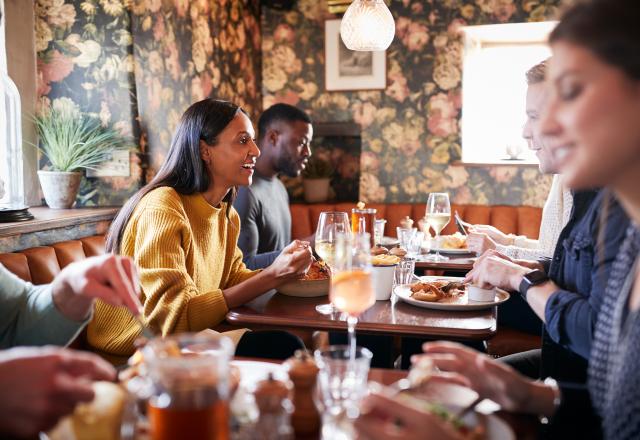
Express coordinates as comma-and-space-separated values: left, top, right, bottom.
550, 0, 640, 81
107, 98, 245, 253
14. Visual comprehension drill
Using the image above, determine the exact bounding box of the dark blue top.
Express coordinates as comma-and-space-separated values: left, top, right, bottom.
544, 190, 630, 360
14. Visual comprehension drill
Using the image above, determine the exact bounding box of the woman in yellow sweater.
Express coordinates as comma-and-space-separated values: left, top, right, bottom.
88, 99, 312, 363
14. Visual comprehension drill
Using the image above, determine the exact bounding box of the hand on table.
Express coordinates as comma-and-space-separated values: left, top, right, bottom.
52, 254, 142, 322
268, 240, 313, 283
415, 342, 557, 417
0, 346, 115, 438
463, 250, 531, 291
468, 225, 512, 245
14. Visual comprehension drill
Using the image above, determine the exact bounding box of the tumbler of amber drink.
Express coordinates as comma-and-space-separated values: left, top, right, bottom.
351, 208, 376, 246
143, 333, 234, 440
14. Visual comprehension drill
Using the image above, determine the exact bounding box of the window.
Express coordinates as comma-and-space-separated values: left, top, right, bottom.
460, 21, 555, 165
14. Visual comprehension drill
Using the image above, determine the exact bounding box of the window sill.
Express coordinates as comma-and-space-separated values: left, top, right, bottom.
451, 160, 539, 168
0, 207, 119, 253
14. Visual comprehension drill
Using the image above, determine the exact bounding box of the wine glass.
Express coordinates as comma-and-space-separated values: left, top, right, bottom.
314, 211, 351, 315
425, 192, 451, 262
329, 232, 375, 363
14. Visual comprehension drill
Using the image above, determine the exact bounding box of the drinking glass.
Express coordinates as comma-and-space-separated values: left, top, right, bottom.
314, 211, 351, 315
351, 208, 376, 247
373, 219, 387, 246
329, 232, 375, 362
315, 345, 373, 435
393, 258, 416, 286
425, 192, 451, 262
141, 333, 234, 440
406, 231, 425, 258
396, 226, 417, 250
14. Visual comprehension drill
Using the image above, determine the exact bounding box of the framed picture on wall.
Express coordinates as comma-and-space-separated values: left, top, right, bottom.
324, 19, 386, 91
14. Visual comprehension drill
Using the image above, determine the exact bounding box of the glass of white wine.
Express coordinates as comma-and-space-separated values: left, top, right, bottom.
314, 211, 350, 315
425, 192, 451, 262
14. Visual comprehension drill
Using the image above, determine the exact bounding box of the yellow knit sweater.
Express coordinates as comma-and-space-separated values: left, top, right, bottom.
87, 187, 257, 362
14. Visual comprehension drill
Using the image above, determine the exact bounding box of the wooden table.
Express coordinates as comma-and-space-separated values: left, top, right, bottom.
227, 291, 496, 341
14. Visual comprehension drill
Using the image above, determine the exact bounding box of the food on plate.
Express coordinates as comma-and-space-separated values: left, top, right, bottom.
440, 232, 467, 249
48, 381, 127, 440
371, 254, 401, 266
303, 259, 330, 280
371, 245, 389, 256
410, 279, 466, 303
389, 247, 407, 257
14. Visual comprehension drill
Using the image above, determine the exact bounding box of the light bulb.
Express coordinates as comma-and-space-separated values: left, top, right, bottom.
340, 0, 395, 51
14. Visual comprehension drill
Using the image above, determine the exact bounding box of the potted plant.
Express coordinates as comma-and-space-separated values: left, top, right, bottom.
301, 156, 334, 203
32, 104, 127, 208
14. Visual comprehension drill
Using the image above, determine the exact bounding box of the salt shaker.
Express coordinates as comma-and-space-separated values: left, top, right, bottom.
399, 215, 414, 229
253, 373, 293, 440
284, 350, 321, 438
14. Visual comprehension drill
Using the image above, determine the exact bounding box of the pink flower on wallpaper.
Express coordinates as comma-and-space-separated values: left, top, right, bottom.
147, 0, 162, 13
447, 18, 467, 35
174, 0, 189, 18
274, 24, 295, 43
338, 155, 359, 180
444, 166, 469, 189
273, 89, 300, 106
489, 166, 518, 183
39, 50, 74, 84
396, 18, 430, 52
36, 70, 51, 98
453, 186, 473, 204
411, 2, 424, 14
352, 101, 376, 128
386, 72, 409, 103
361, 151, 380, 172
427, 92, 459, 137
153, 15, 166, 41
165, 44, 180, 81
400, 139, 421, 157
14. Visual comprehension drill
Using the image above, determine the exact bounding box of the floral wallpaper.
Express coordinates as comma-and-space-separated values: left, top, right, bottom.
34, 0, 262, 206
262, 0, 561, 206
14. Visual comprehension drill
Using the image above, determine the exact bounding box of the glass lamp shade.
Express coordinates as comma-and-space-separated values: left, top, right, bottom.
340, 0, 395, 51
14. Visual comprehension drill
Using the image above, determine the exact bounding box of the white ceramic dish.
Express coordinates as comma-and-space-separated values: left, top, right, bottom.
277, 278, 329, 297
393, 276, 509, 311
371, 264, 396, 301
468, 284, 497, 302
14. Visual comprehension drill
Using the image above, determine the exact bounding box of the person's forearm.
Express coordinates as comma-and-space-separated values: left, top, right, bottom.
507, 270, 557, 323
524, 381, 559, 417
222, 269, 278, 309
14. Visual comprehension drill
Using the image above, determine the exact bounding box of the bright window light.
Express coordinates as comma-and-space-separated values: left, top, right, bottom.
461, 22, 556, 164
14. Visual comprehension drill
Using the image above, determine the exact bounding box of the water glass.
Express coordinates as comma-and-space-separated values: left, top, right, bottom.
406, 231, 425, 257
373, 219, 387, 245
314, 345, 373, 421
396, 227, 417, 250
394, 258, 416, 286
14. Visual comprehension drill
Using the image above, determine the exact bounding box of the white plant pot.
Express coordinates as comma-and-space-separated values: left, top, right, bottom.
37, 170, 82, 209
302, 178, 331, 203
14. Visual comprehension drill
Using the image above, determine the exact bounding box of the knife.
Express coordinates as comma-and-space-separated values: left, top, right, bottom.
454, 210, 468, 236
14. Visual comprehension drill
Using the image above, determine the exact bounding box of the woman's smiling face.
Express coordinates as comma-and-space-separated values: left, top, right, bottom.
201, 112, 260, 190
541, 41, 640, 190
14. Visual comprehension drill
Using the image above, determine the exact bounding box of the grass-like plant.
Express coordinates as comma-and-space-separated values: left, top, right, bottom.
33, 107, 127, 172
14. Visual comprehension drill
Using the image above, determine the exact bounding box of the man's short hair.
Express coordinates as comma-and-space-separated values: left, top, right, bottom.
526, 59, 549, 85
258, 104, 312, 140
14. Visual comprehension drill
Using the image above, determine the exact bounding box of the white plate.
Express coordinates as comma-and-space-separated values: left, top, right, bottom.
277, 278, 329, 297
230, 360, 289, 391
394, 276, 509, 311
422, 243, 475, 255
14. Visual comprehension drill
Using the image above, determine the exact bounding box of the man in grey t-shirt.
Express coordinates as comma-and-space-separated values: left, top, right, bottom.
234, 104, 314, 269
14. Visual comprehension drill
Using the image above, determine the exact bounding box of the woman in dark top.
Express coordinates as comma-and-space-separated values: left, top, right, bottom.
355, 1, 640, 439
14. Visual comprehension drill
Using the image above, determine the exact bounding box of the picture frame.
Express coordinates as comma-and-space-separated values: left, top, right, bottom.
324, 19, 387, 91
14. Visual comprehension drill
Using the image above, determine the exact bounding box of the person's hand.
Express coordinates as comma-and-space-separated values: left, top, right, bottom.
51, 254, 142, 322
467, 224, 512, 245
476, 249, 545, 272
463, 251, 531, 291
416, 342, 556, 416
355, 392, 465, 440
466, 232, 496, 254
0, 346, 115, 438
268, 240, 313, 282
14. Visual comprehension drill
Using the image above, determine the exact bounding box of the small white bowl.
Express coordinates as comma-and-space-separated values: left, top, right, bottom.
468, 284, 496, 302
371, 264, 396, 301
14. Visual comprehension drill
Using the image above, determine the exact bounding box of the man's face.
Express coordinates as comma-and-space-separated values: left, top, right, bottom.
522, 82, 558, 174
274, 120, 313, 177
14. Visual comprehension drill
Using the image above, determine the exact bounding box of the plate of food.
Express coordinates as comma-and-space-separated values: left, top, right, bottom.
393, 276, 509, 311
426, 232, 475, 255
277, 259, 330, 297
